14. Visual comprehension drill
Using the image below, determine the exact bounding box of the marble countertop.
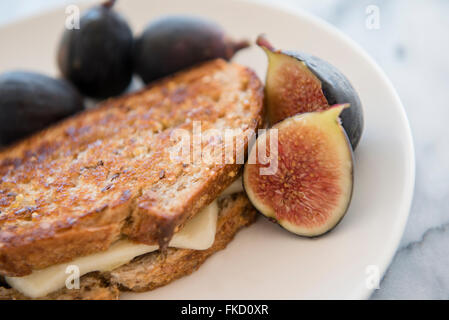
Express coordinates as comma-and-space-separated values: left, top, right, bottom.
294, 0, 449, 300
0, 0, 447, 299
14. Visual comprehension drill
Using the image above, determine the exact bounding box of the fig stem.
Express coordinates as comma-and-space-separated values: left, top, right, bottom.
233, 40, 250, 52
256, 35, 276, 52
225, 39, 250, 59
102, 0, 116, 9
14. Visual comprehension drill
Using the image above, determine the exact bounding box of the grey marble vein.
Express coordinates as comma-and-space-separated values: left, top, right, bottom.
270, 0, 449, 300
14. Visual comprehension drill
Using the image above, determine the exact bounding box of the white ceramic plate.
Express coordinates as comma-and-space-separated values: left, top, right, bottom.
0, 0, 415, 299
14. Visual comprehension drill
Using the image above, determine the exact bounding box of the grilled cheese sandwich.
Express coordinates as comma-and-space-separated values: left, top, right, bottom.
0, 60, 263, 299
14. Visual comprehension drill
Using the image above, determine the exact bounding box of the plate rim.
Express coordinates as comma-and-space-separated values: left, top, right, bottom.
0, 0, 416, 300
245, 0, 415, 299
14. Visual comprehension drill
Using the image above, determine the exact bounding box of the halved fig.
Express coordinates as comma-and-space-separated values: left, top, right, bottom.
257, 35, 364, 149
243, 105, 353, 237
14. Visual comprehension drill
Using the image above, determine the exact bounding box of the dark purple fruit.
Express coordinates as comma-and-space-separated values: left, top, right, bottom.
257, 36, 364, 150
134, 16, 249, 84
0, 71, 84, 144
244, 105, 353, 237
57, 0, 133, 99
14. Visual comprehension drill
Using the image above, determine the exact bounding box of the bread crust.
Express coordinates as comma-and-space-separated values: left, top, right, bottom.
0, 60, 264, 276
110, 192, 256, 292
0, 193, 257, 300
0, 273, 119, 300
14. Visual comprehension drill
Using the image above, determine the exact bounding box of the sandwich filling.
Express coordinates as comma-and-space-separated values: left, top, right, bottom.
4, 178, 243, 298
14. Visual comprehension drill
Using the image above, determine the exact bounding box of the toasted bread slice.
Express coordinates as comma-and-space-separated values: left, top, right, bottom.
0, 59, 263, 277
0, 193, 257, 300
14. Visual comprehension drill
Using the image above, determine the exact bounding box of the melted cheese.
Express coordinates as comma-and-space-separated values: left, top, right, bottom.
6, 200, 218, 298
5, 178, 244, 298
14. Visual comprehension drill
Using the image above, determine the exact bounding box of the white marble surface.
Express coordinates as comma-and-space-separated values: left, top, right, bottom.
0, 0, 447, 299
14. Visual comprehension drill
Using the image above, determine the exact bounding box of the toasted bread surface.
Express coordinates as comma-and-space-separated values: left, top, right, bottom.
0, 193, 257, 300
0, 59, 263, 276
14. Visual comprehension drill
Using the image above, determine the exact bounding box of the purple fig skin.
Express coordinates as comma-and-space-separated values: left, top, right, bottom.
57, 0, 133, 99
0, 71, 85, 145
284, 51, 364, 150
102, 0, 116, 9
134, 16, 250, 84
257, 35, 364, 150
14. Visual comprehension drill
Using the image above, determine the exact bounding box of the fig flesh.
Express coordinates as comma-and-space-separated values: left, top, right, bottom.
257, 36, 364, 150
134, 16, 249, 84
243, 105, 353, 237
